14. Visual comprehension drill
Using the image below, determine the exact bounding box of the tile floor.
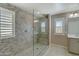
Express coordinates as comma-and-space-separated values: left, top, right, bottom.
33, 43, 48, 56
15, 43, 48, 56
44, 44, 76, 56
15, 43, 77, 56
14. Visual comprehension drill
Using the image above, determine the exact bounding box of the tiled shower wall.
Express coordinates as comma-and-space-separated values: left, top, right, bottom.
0, 3, 33, 55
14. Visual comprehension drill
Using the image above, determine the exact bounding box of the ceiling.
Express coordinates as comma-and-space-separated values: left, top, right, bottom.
11, 3, 79, 15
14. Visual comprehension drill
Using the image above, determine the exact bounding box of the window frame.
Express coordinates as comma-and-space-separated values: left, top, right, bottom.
54, 17, 65, 35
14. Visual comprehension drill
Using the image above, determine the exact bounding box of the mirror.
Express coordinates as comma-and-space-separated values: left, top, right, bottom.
68, 17, 79, 38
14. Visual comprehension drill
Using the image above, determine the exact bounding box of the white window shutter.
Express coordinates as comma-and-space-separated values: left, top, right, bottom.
0, 7, 15, 39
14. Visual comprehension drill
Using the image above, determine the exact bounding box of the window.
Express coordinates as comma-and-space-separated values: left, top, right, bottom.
54, 18, 65, 35
41, 22, 46, 32
0, 7, 15, 39
56, 21, 63, 33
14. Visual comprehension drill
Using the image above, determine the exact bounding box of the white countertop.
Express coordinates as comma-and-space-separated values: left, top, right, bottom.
68, 34, 79, 38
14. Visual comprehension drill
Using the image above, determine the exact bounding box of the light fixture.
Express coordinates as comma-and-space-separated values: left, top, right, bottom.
74, 13, 78, 16
34, 20, 39, 22
69, 13, 74, 17
69, 12, 79, 18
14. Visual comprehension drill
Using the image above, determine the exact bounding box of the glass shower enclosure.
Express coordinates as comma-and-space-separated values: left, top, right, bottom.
33, 10, 49, 56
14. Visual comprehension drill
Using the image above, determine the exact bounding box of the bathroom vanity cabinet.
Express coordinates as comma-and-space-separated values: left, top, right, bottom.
67, 17, 79, 55
68, 38, 79, 54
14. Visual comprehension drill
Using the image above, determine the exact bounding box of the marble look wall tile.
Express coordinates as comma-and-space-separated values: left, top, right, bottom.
0, 3, 33, 56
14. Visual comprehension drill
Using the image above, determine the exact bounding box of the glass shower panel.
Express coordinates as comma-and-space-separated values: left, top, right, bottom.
33, 10, 49, 56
